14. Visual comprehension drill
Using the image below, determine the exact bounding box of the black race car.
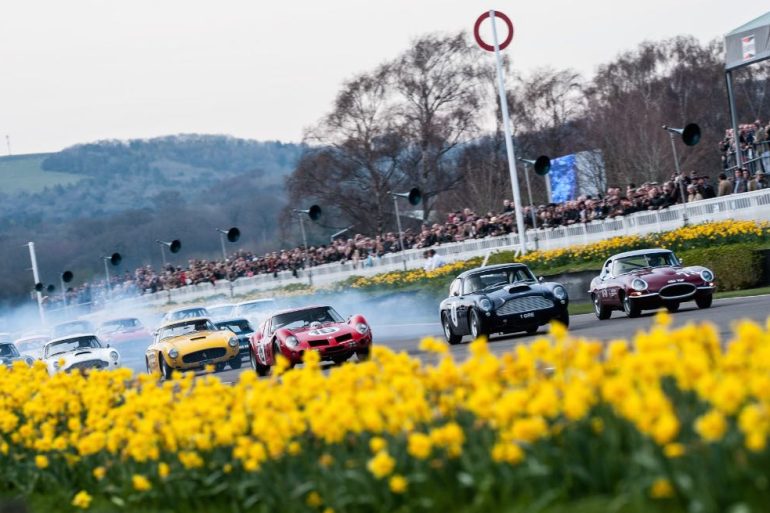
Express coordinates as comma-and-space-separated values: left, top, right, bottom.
439, 263, 569, 344
214, 317, 255, 369
0, 342, 34, 367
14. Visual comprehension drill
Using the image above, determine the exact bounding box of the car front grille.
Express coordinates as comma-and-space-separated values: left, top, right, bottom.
659, 283, 696, 299
335, 333, 353, 343
497, 295, 554, 316
182, 348, 227, 364
68, 360, 108, 371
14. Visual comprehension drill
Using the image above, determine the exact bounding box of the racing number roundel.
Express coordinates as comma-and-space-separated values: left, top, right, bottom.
473, 11, 514, 52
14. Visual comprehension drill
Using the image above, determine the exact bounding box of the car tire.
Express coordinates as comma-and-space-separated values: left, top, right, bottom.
441, 312, 463, 345
695, 295, 713, 309
249, 349, 270, 377
145, 357, 153, 375
555, 309, 570, 328
229, 357, 242, 370
215, 362, 226, 372
356, 347, 371, 361
469, 309, 487, 340
592, 294, 611, 320
159, 353, 174, 380
665, 301, 680, 313
622, 294, 641, 318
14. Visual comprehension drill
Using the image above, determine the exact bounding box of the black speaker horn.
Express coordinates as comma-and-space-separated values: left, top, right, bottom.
518, 156, 552, 176
46, 284, 55, 293
663, 123, 701, 147
391, 188, 423, 206
226, 227, 240, 243
62, 270, 74, 283
157, 240, 182, 253
109, 252, 122, 265
34, 282, 44, 292
307, 205, 322, 221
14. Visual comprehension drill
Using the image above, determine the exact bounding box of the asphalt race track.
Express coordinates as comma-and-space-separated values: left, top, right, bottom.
121, 295, 770, 383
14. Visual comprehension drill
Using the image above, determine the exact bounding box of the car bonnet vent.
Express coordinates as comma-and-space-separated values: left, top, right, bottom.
190, 336, 206, 341
508, 285, 531, 294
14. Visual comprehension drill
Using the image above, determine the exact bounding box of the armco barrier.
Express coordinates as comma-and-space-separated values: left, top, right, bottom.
121, 188, 770, 307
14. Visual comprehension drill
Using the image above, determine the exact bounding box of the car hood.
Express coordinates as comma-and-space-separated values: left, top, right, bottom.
481, 282, 551, 300
624, 266, 706, 283
287, 323, 355, 341
162, 330, 232, 351
44, 347, 113, 364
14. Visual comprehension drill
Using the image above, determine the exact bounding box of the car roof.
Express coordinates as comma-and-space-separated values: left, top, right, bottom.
14, 335, 50, 343
54, 319, 93, 327
47, 333, 100, 345
269, 305, 333, 317
166, 306, 208, 314
100, 317, 140, 324
158, 317, 213, 329
208, 303, 235, 309
214, 317, 251, 324
608, 248, 673, 260
456, 263, 529, 279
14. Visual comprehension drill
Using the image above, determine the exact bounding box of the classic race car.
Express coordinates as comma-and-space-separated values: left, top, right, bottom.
439, 263, 569, 344
42, 334, 120, 374
214, 317, 254, 367
97, 317, 153, 346
0, 342, 34, 367
160, 306, 210, 324
248, 305, 372, 376
145, 317, 240, 378
589, 248, 715, 319
234, 298, 277, 327
52, 320, 96, 338
13, 334, 51, 360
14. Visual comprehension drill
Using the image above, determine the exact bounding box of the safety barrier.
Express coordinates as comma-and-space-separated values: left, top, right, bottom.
122, 188, 770, 307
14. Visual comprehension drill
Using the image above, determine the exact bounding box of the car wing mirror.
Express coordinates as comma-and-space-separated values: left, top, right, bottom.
538, 276, 545, 283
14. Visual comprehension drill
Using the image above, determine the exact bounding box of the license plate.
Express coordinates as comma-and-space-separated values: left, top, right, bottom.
520, 312, 535, 319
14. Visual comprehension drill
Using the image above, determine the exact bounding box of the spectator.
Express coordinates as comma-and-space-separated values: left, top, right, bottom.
686, 184, 703, 203
733, 169, 748, 194
422, 249, 446, 272
718, 173, 732, 196
749, 170, 769, 191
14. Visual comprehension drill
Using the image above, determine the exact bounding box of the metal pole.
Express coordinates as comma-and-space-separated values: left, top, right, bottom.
103, 258, 112, 301
490, 10, 527, 255
298, 214, 312, 286
393, 196, 407, 271
522, 164, 539, 250
27, 242, 45, 325
160, 244, 167, 267
725, 71, 743, 170
545, 174, 553, 203
668, 132, 689, 226
60, 275, 68, 315
219, 231, 227, 261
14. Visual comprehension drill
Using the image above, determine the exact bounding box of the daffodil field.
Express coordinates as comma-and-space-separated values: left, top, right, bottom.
349, 220, 770, 290
2, 315, 770, 512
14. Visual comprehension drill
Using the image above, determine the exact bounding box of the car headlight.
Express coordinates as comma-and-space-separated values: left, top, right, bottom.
479, 298, 493, 312
168, 348, 179, 359
284, 335, 299, 349
553, 286, 567, 300
110, 351, 119, 361
355, 322, 369, 335
631, 278, 648, 292
700, 269, 714, 282
228, 337, 239, 348
53, 360, 61, 369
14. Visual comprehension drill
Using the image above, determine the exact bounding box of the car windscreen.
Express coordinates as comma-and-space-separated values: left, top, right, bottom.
240, 301, 276, 313
171, 308, 208, 319
270, 307, 343, 333
463, 267, 536, 294
0, 343, 20, 358
45, 336, 101, 358
215, 320, 252, 335
54, 322, 93, 336
101, 319, 141, 332
16, 339, 48, 352
612, 252, 678, 275
208, 306, 234, 316
159, 320, 216, 340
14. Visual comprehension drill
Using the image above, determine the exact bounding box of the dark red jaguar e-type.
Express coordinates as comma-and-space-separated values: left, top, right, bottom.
589, 248, 715, 319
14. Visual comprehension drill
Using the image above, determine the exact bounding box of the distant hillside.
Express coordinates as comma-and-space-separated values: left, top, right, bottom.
0, 153, 87, 194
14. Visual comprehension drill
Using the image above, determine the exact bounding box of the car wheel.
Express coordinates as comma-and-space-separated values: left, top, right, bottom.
665, 301, 680, 313
441, 312, 463, 345
229, 356, 242, 370
250, 349, 270, 377
555, 309, 570, 328
332, 355, 350, 365
215, 362, 226, 372
469, 309, 487, 340
356, 347, 371, 361
695, 295, 713, 309
593, 294, 611, 320
159, 353, 174, 380
622, 294, 641, 318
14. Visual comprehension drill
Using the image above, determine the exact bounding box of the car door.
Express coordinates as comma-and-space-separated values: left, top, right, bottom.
594, 260, 616, 306
443, 278, 469, 335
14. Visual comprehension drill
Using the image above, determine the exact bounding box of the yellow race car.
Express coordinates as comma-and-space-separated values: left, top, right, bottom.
145, 317, 240, 378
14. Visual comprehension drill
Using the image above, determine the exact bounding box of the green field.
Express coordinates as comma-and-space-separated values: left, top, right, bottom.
0, 154, 87, 194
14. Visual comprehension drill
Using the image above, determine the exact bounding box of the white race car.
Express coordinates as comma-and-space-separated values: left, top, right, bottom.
42, 333, 120, 374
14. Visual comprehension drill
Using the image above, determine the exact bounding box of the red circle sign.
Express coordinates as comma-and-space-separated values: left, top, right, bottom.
474, 11, 514, 52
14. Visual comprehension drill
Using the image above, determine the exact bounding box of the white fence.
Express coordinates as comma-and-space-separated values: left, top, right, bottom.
122, 188, 770, 307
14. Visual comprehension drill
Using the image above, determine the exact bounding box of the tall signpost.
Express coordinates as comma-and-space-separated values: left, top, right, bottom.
474, 10, 527, 255
27, 242, 45, 325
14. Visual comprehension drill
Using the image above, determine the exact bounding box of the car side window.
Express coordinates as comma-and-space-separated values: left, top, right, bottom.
449, 279, 461, 297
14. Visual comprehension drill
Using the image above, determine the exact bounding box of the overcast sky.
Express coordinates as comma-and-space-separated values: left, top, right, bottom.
0, 0, 765, 154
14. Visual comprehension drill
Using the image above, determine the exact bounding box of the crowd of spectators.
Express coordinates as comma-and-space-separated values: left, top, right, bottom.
720, 119, 770, 173
41, 130, 770, 307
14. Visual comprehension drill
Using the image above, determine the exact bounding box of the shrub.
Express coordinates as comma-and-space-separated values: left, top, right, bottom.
678, 244, 762, 291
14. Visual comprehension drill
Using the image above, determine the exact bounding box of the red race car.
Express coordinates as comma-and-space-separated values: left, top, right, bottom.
97, 317, 153, 346
589, 248, 715, 319
248, 305, 372, 376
